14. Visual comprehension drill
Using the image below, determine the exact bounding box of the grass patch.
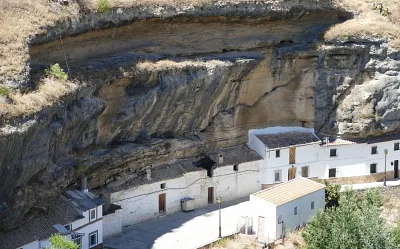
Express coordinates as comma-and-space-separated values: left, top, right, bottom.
0, 86, 10, 97
97, 0, 110, 13
45, 63, 68, 81
0, 77, 77, 120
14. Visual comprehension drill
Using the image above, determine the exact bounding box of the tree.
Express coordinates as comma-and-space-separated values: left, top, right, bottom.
303, 188, 395, 249
324, 181, 341, 208
46, 234, 79, 249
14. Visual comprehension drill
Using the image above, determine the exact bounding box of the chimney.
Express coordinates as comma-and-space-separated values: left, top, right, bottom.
323, 137, 329, 144
219, 154, 223, 164
80, 176, 88, 193
146, 168, 152, 180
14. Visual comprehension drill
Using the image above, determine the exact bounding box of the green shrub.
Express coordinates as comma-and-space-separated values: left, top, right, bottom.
46, 234, 79, 249
0, 86, 10, 97
303, 188, 395, 249
98, 0, 110, 13
45, 63, 68, 81
325, 181, 341, 208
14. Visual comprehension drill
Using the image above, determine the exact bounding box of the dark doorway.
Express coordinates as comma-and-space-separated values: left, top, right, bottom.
159, 193, 166, 214
395, 160, 399, 179
208, 187, 214, 204
288, 167, 297, 180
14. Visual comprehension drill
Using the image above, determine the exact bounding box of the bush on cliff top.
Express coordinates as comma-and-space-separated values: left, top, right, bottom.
45, 64, 68, 81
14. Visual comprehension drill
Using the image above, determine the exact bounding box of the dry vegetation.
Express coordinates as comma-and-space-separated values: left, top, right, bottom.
326, 0, 400, 48
203, 234, 259, 249
381, 196, 400, 227
0, 77, 77, 119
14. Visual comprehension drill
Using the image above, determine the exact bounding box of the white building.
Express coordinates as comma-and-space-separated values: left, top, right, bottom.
249, 127, 321, 189
248, 126, 400, 186
102, 144, 262, 232
249, 177, 325, 241
0, 187, 104, 249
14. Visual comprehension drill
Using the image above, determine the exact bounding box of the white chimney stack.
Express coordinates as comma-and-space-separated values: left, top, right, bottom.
219, 154, 223, 164
81, 176, 88, 193
146, 168, 152, 180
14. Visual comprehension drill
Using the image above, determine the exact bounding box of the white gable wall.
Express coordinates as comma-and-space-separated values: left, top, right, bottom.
249, 195, 277, 240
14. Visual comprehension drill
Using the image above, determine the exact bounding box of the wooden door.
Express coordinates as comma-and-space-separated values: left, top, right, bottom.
288, 167, 297, 180
258, 216, 265, 237
289, 147, 296, 164
159, 193, 166, 214
395, 160, 399, 178
208, 187, 214, 204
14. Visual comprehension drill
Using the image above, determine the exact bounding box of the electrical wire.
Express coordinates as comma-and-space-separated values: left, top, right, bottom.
60, 36, 72, 79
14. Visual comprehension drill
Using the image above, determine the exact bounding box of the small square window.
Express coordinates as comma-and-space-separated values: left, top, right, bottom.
73, 238, 82, 249
329, 168, 336, 178
160, 183, 166, 189
276, 150, 280, 158
89, 231, 98, 248
233, 165, 238, 171
395, 143, 399, 151
330, 149, 337, 157
301, 166, 309, 177
371, 146, 378, 155
311, 201, 315, 210
370, 164, 377, 174
294, 207, 298, 215
89, 209, 96, 221
274, 170, 281, 182
64, 223, 71, 231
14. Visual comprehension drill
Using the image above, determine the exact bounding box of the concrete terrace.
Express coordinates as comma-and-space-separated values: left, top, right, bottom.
104, 197, 250, 249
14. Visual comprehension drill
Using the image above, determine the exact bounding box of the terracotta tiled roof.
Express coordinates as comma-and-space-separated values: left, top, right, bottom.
256, 132, 320, 149
252, 178, 325, 206
0, 197, 84, 249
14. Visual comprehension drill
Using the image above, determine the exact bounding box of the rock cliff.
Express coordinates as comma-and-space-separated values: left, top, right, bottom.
0, 0, 399, 231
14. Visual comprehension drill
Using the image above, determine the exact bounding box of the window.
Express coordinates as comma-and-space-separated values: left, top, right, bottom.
278, 215, 283, 224
89, 231, 98, 248
73, 238, 82, 249
233, 165, 238, 171
160, 183, 166, 189
330, 149, 337, 157
64, 223, 71, 231
371, 146, 378, 155
89, 208, 97, 222
294, 207, 298, 215
329, 168, 336, 178
274, 170, 281, 182
311, 201, 315, 210
207, 169, 213, 177
395, 143, 399, 151
276, 150, 280, 158
370, 163, 377, 174
301, 166, 309, 177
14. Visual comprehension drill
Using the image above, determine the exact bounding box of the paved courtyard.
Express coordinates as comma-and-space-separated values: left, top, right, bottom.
104, 197, 251, 249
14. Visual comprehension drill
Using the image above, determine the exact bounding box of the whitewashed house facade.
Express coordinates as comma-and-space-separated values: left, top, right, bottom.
102, 144, 262, 231
249, 177, 325, 241
0, 186, 104, 249
248, 126, 400, 186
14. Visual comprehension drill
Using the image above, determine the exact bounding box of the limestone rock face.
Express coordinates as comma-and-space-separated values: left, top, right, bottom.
0, 3, 399, 231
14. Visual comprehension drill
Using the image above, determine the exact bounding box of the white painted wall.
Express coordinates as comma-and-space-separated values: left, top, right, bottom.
275, 189, 325, 239
249, 195, 277, 240
252, 126, 400, 184
103, 209, 123, 239
111, 161, 261, 227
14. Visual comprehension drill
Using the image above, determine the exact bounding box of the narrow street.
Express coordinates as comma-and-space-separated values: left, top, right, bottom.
104, 197, 251, 249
